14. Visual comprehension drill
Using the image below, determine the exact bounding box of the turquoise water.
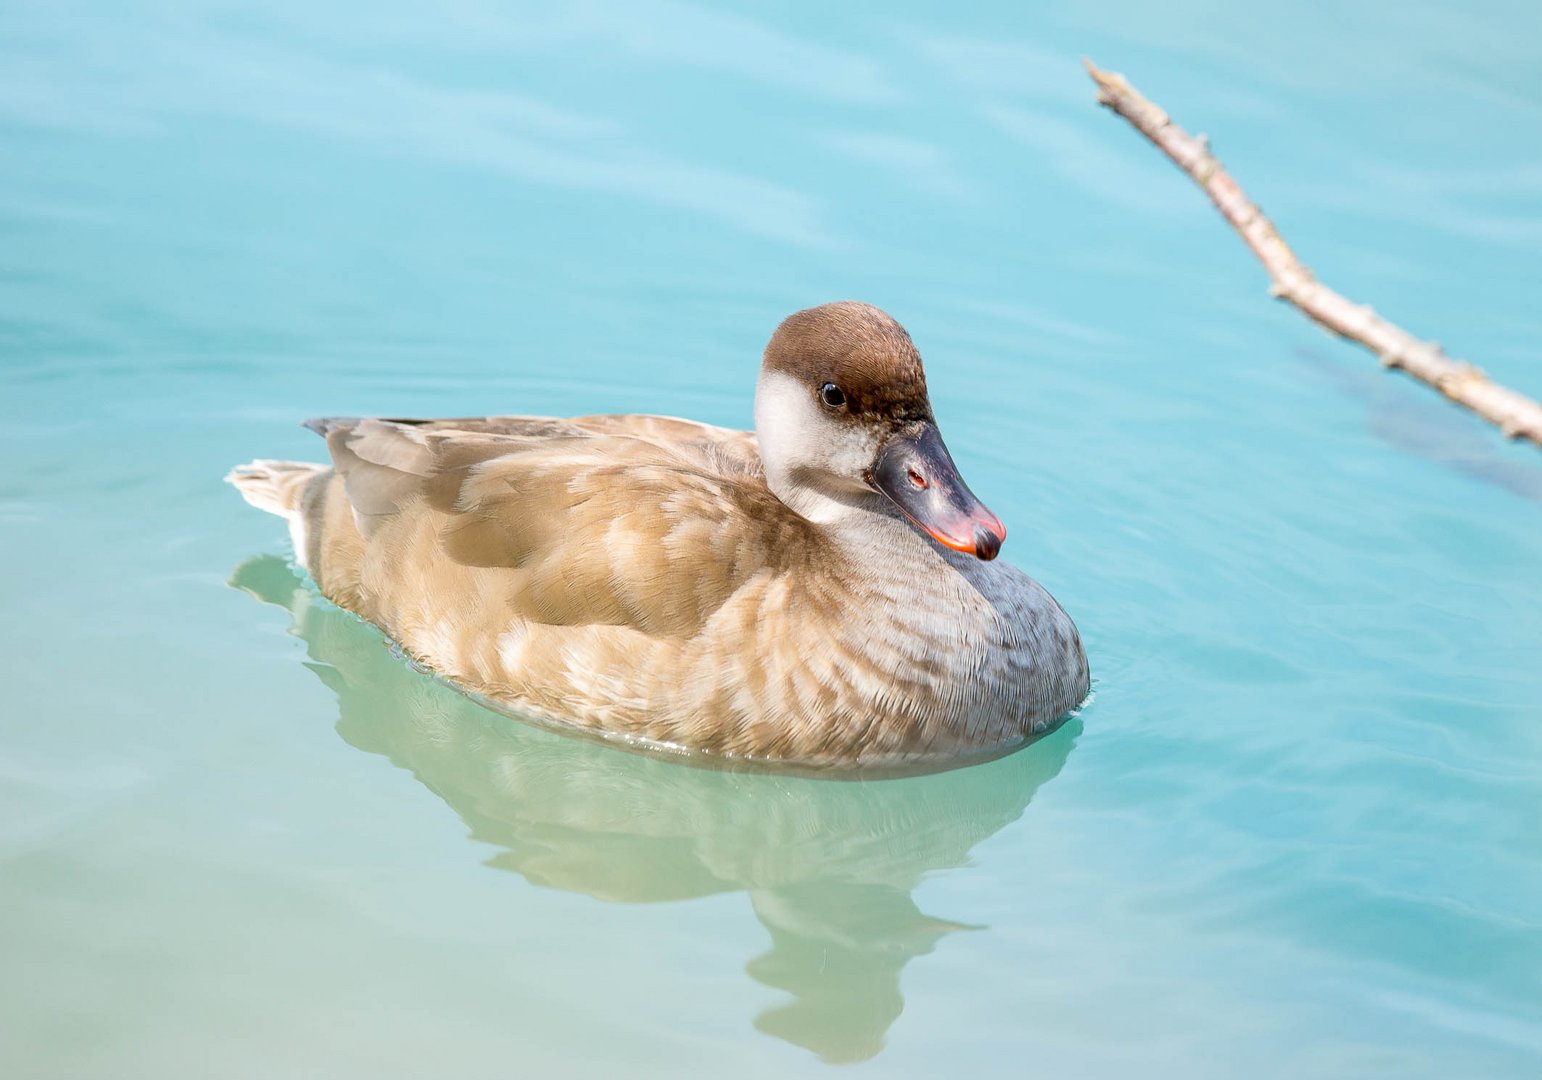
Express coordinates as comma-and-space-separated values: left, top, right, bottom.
4, 1, 1542, 1074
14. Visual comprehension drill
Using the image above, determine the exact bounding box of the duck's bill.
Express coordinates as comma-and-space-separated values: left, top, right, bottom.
870, 423, 1007, 561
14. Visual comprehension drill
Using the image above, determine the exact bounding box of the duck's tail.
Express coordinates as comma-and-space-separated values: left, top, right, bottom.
225, 459, 328, 519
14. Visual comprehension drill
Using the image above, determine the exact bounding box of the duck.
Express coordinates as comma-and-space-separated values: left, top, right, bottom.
227, 301, 1089, 769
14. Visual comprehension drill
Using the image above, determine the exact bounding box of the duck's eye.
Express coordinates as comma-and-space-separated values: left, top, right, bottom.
819, 382, 847, 410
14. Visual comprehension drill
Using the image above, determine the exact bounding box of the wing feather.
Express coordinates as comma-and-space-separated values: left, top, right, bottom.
308, 414, 806, 639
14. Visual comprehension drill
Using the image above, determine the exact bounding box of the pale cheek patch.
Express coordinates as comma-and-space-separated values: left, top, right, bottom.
825, 428, 880, 485
755, 370, 881, 488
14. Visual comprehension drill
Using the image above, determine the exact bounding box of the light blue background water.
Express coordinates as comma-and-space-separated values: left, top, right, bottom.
3, 2, 1541, 1076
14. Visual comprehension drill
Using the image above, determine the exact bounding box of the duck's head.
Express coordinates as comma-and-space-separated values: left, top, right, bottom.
755, 301, 1006, 561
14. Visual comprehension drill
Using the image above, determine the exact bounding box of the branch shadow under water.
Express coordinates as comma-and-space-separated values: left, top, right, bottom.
1296, 345, 1542, 502
230, 554, 1079, 1064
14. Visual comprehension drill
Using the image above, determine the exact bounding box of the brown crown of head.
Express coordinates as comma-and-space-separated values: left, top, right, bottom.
763, 301, 933, 424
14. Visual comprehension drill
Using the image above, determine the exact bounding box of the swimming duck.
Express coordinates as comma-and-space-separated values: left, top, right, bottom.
228, 301, 1088, 768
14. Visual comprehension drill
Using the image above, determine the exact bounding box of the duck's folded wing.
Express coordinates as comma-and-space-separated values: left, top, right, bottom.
305, 415, 583, 529
307, 415, 807, 638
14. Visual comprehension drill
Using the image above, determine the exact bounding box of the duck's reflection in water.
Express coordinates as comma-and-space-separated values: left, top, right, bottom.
232, 555, 1078, 1064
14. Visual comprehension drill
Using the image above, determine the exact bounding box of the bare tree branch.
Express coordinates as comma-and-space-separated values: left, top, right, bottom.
1084, 58, 1542, 448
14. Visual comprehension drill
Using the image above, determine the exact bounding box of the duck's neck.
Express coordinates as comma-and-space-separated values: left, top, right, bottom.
794, 487, 972, 583
773, 479, 888, 529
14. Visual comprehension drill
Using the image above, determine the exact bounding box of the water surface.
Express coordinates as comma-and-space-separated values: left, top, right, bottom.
3, 2, 1541, 1076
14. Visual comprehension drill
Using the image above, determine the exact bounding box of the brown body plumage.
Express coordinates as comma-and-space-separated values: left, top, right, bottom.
229, 303, 1089, 769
